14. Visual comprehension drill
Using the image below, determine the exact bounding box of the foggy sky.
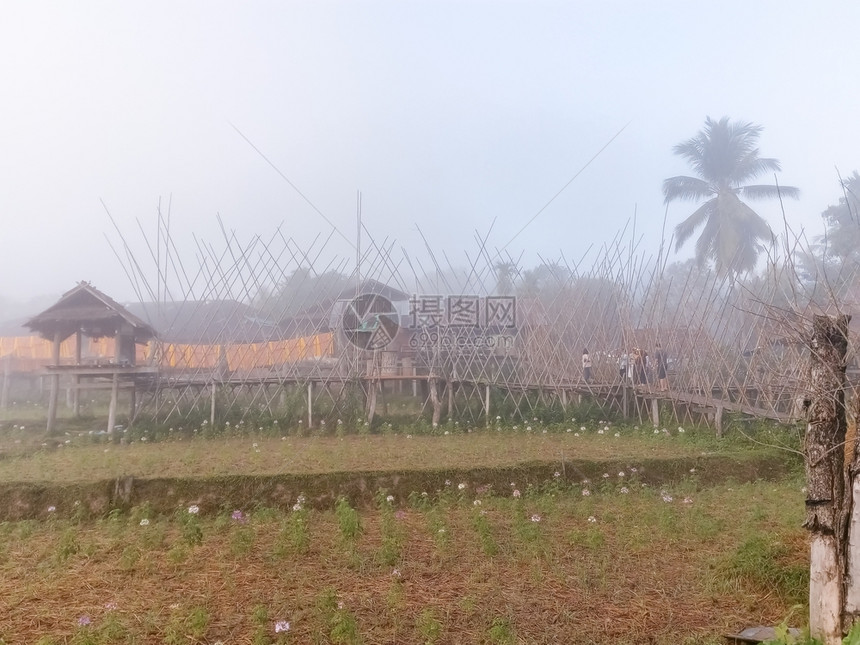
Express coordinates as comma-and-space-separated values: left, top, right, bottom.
1, 1, 858, 309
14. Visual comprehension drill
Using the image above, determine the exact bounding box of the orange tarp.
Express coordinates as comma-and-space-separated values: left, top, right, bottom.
0, 332, 334, 371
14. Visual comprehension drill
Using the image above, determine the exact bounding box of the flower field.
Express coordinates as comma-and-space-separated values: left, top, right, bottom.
0, 419, 809, 644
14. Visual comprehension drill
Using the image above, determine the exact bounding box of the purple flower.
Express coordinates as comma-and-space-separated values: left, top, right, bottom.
274, 619, 290, 633
231, 509, 247, 523
77, 615, 91, 627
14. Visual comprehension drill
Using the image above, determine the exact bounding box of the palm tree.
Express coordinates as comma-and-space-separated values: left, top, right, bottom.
663, 116, 799, 277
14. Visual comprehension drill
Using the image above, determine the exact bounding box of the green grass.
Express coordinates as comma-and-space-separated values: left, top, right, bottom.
0, 420, 788, 483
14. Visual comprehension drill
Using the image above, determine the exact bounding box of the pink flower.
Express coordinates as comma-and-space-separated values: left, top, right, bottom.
274, 620, 290, 633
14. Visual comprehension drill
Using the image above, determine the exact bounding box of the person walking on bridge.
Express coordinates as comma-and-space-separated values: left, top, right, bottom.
582, 349, 592, 384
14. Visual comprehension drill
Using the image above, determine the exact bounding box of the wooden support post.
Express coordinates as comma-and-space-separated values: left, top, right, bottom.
430, 378, 441, 427
447, 378, 453, 419
650, 398, 659, 427
210, 382, 216, 427
561, 389, 567, 410
622, 385, 629, 419
1, 355, 10, 410
367, 380, 377, 426
307, 381, 313, 428
485, 384, 491, 422
46, 331, 61, 434
73, 330, 82, 416
129, 385, 136, 424
804, 314, 849, 644
106, 373, 119, 433
714, 405, 724, 437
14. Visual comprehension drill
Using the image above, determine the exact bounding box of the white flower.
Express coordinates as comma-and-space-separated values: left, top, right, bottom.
580, 426, 586, 431
618, 471, 625, 477
47, 505, 56, 513
139, 518, 150, 526
274, 620, 290, 633
653, 429, 660, 434
677, 426, 685, 433
473, 499, 482, 506
597, 429, 604, 435
587, 516, 597, 523
252, 442, 258, 449
602, 473, 609, 479
683, 496, 693, 504
496, 415, 501, 420
661, 493, 673, 503
386, 494, 394, 503
406, 434, 412, 439
630, 467, 638, 473
689, 468, 696, 473
582, 489, 591, 497
614, 432, 620, 437
292, 503, 303, 512
553, 471, 561, 478
444, 430, 449, 435
530, 514, 541, 523
512, 489, 521, 498
391, 568, 401, 578
187, 505, 200, 514
567, 428, 572, 432
445, 480, 451, 486
526, 426, 532, 431
574, 432, 580, 437
620, 487, 629, 494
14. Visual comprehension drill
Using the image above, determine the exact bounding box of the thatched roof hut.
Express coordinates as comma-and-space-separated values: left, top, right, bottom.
25, 282, 155, 364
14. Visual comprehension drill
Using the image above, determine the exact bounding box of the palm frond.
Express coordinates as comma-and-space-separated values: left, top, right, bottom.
674, 200, 715, 251
732, 154, 781, 184
737, 184, 800, 201
663, 176, 713, 203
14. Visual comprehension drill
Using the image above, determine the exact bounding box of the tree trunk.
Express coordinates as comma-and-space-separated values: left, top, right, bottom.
804, 314, 850, 644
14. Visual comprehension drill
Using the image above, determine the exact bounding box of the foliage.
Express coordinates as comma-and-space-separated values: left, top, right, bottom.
663, 116, 799, 278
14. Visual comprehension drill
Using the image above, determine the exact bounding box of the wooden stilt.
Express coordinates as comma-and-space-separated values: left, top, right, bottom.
447, 378, 453, 419
430, 378, 441, 426
307, 381, 313, 428
714, 405, 724, 437
73, 330, 82, 416
367, 380, 377, 425
1, 355, 10, 409
46, 331, 61, 434
210, 382, 216, 427
107, 373, 119, 433
129, 385, 136, 425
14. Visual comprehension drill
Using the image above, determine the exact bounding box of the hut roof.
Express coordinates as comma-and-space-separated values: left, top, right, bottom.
125, 299, 280, 344
24, 282, 156, 342
335, 279, 410, 303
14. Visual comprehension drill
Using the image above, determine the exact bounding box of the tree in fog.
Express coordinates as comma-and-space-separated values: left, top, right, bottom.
799, 170, 860, 303
663, 116, 799, 278
819, 171, 860, 265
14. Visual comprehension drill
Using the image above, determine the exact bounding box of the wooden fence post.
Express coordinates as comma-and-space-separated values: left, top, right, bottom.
805, 314, 850, 644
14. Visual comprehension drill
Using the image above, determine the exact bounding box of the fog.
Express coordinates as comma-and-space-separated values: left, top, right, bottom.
1, 1, 859, 311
